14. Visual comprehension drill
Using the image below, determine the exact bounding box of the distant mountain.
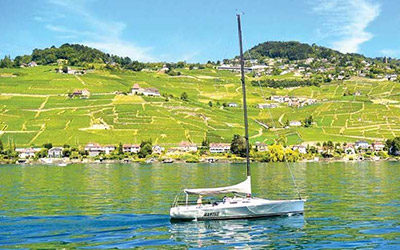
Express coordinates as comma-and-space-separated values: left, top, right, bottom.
244, 41, 365, 61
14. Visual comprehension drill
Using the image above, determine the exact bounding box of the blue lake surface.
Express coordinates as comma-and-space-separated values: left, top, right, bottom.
0, 162, 399, 248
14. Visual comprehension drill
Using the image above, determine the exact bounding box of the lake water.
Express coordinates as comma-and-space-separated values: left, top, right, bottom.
0, 162, 399, 249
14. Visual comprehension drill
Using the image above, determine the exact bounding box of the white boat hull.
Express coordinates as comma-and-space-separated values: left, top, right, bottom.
170, 198, 305, 221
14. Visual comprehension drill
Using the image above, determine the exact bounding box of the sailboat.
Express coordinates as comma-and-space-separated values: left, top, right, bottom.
170, 14, 305, 221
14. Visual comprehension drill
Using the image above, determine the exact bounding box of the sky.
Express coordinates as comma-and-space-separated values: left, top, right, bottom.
0, 0, 398, 62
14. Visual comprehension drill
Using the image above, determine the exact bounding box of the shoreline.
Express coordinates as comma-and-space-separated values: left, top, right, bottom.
1, 156, 398, 166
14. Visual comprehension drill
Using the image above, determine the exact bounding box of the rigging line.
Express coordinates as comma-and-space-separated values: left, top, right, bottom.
242, 37, 302, 200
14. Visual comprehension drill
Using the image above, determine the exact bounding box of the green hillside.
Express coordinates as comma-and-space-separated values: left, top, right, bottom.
1, 64, 400, 148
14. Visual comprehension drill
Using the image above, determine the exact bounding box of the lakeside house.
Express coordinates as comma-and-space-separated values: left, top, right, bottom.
355, 141, 370, 150
344, 144, 355, 154
152, 145, 165, 154
178, 142, 198, 152
255, 142, 268, 152
123, 144, 141, 153
292, 145, 307, 154
84, 143, 104, 157
373, 141, 385, 151
143, 88, 161, 97
48, 147, 63, 158
131, 83, 144, 95
16, 148, 41, 158
104, 145, 116, 154
289, 121, 302, 127
209, 143, 231, 153
71, 89, 90, 98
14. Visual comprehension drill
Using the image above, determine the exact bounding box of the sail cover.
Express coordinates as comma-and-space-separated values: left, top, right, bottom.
184, 176, 251, 195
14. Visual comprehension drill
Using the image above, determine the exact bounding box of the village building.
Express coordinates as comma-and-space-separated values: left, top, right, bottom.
178, 142, 198, 152
255, 142, 268, 152
257, 103, 277, 109
292, 145, 307, 154
355, 141, 370, 150
131, 83, 144, 95
227, 102, 238, 108
15, 148, 41, 158
209, 143, 231, 153
372, 141, 385, 151
48, 147, 63, 158
28, 61, 38, 67
143, 88, 161, 97
71, 89, 90, 98
123, 144, 141, 153
289, 121, 302, 127
152, 145, 165, 154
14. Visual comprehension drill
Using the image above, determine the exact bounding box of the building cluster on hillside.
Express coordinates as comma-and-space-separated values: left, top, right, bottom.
218, 57, 400, 82
271, 95, 317, 108
55, 67, 86, 75
19, 61, 38, 67
131, 83, 161, 97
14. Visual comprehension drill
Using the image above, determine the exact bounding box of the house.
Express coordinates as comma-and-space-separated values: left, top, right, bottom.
372, 141, 385, 151
257, 103, 277, 109
123, 144, 141, 153
104, 145, 116, 154
16, 148, 41, 158
209, 143, 231, 153
178, 142, 198, 152
354, 91, 361, 96
28, 61, 38, 67
289, 121, 302, 127
71, 89, 90, 98
131, 83, 144, 95
48, 147, 63, 158
84, 143, 103, 157
271, 96, 284, 103
152, 145, 165, 154
255, 142, 268, 152
344, 144, 355, 154
292, 145, 307, 154
228, 102, 238, 108
355, 141, 370, 150
143, 88, 161, 97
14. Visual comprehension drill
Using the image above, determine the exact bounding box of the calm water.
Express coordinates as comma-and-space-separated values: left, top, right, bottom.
0, 162, 399, 249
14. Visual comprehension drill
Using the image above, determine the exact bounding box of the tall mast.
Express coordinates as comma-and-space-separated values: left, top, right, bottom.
237, 14, 251, 178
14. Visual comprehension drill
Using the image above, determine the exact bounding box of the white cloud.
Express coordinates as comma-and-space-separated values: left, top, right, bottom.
313, 0, 380, 53
44, 0, 155, 62
83, 41, 154, 62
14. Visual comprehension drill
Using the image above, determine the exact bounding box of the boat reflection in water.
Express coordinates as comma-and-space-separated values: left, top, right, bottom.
169, 215, 305, 248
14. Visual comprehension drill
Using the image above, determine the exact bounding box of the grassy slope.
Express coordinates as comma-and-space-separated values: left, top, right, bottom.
1, 66, 400, 147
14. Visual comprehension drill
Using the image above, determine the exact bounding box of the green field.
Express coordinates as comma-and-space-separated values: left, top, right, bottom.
1, 66, 400, 147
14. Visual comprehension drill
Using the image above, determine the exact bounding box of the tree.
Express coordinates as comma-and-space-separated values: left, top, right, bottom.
201, 137, 210, 149
0, 56, 13, 68
0, 138, 3, 152
208, 101, 213, 107
180, 92, 188, 101
139, 139, 152, 158
43, 143, 53, 149
304, 115, 313, 127
231, 134, 247, 157
386, 137, 400, 156
118, 142, 123, 155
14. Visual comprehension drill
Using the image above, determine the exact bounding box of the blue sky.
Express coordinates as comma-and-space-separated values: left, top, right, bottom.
0, 0, 398, 62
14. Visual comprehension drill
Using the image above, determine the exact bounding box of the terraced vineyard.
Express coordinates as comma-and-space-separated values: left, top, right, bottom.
1, 66, 400, 147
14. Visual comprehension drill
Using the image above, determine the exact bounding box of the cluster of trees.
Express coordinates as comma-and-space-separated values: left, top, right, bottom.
252, 78, 321, 88
245, 41, 364, 61
0, 44, 146, 71
385, 137, 400, 156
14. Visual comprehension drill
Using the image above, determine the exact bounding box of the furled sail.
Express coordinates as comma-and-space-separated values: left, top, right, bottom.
184, 176, 251, 195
